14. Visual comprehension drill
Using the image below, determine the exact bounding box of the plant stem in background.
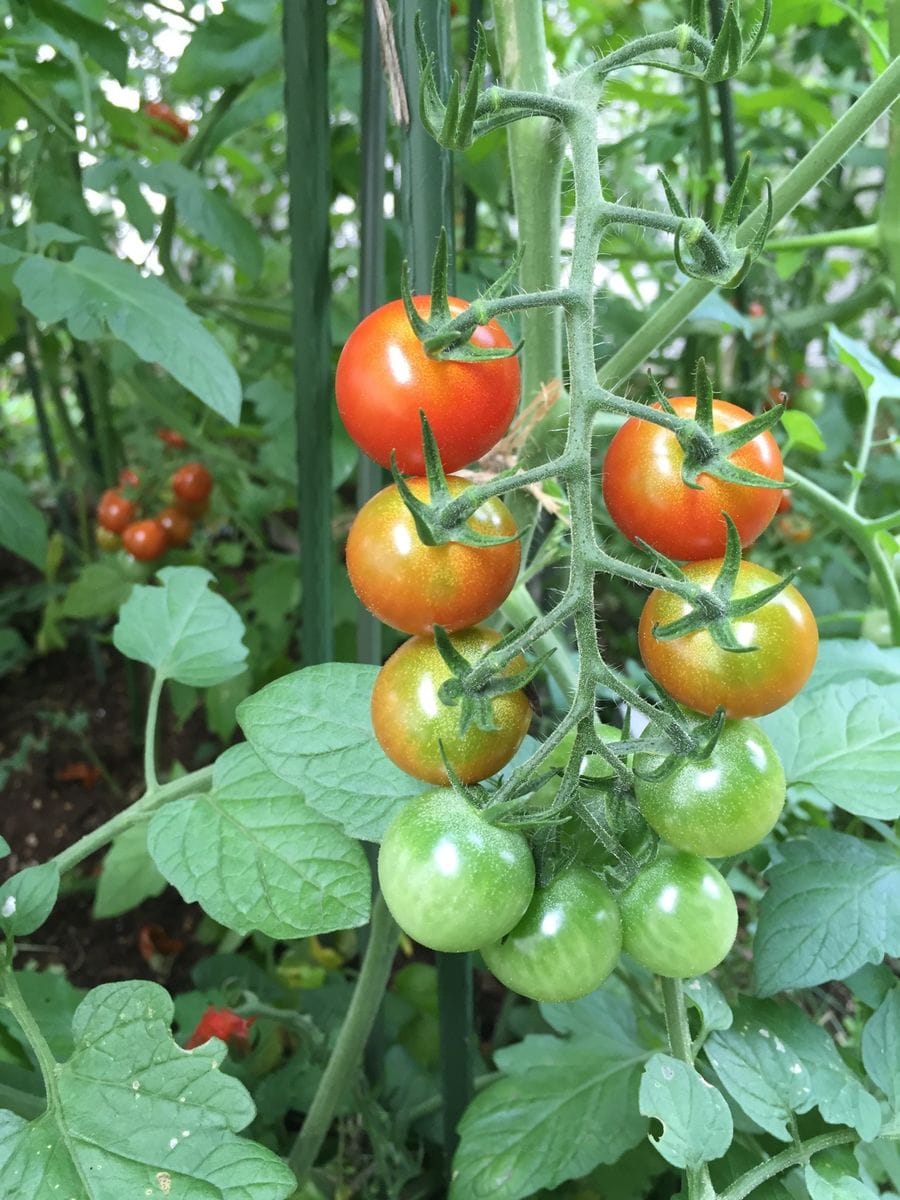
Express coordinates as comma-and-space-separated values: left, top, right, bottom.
283, 0, 334, 666
880, 0, 900, 294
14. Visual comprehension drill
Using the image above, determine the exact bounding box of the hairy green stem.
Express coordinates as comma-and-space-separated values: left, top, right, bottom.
143, 673, 164, 793
718, 1128, 858, 1200
599, 55, 900, 388
288, 894, 399, 1183
0, 972, 62, 1117
52, 767, 214, 877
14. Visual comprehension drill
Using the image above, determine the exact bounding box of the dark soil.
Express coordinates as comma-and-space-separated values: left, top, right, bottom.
0, 599, 219, 991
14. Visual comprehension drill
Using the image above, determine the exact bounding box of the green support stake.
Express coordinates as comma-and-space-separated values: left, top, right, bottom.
395, 0, 475, 1169
283, 0, 334, 666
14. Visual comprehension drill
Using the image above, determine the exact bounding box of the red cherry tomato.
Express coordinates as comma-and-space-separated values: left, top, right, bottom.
157, 428, 187, 449
118, 467, 140, 489
602, 396, 783, 561
335, 297, 520, 474
346, 476, 520, 635
372, 626, 532, 785
145, 101, 191, 144
184, 1006, 255, 1052
172, 462, 213, 504
639, 559, 818, 717
777, 489, 792, 514
158, 506, 193, 547
97, 489, 136, 534
122, 519, 168, 562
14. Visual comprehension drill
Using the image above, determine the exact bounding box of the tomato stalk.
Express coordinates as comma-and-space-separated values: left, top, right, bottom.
661, 978, 716, 1200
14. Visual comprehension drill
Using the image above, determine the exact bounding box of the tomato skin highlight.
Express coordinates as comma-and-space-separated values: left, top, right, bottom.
122, 519, 168, 562
378, 789, 535, 952
639, 559, 818, 718
172, 462, 213, 504
602, 396, 783, 560
634, 717, 785, 857
481, 866, 622, 1002
335, 297, 520, 474
346, 477, 520, 635
371, 626, 532, 785
619, 850, 738, 978
97, 489, 136, 534
158, 506, 193, 547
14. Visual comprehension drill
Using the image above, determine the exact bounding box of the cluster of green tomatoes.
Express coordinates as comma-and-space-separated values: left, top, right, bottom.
334, 297, 818, 1001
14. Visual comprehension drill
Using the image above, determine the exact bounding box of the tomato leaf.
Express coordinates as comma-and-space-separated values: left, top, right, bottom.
753, 830, 900, 995
171, 9, 280, 93
805, 638, 900, 689
683, 976, 733, 1036
450, 982, 652, 1200
26, 0, 128, 84
0, 971, 85, 1062
861, 987, 900, 1111
237, 663, 421, 841
759, 678, 900, 819
0, 863, 60, 937
93, 822, 167, 920
0, 470, 48, 570
148, 744, 371, 937
639, 1054, 733, 1170
113, 567, 248, 687
62, 561, 133, 619
781, 409, 826, 452
0, 981, 296, 1199
14, 248, 242, 425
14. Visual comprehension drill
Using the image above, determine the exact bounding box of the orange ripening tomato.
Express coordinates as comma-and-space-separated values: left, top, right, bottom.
172, 462, 213, 504
122, 519, 168, 562
602, 396, 783, 561
639, 559, 818, 718
145, 101, 191, 144
777, 514, 813, 543
158, 506, 193, 547
335, 297, 520, 474
97, 489, 136, 534
346, 476, 520, 635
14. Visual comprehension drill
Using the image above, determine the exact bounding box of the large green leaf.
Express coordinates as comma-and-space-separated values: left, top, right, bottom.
639, 1054, 732, 1170
753, 830, 900, 995
759, 679, 900, 819
862, 987, 900, 1112
148, 744, 371, 937
26, 0, 128, 83
172, 9, 281, 93
14, 248, 241, 424
113, 567, 247, 687
93, 822, 167, 920
0, 981, 296, 1199
0, 470, 47, 570
237, 663, 421, 842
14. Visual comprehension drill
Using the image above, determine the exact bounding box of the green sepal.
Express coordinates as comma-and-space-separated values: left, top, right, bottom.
431, 624, 540, 735
415, 13, 489, 151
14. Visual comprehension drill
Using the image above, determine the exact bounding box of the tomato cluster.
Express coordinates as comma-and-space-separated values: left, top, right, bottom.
94, 453, 213, 564
338, 304, 817, 995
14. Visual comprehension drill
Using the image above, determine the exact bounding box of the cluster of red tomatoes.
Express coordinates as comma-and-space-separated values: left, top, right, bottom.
335, 299, 818, 999
95, 446, 213, 563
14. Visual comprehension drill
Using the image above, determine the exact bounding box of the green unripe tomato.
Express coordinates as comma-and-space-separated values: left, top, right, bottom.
634, 718, 785, 857
377, 789, 535, 953
861, 609, 892, 647
619, 850, 737, 978
481, 866, 622, 1002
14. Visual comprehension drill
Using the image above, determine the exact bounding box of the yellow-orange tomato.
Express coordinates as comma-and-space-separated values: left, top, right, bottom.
346, 477, 520, 635
639, 559, 818, 718
372, 627, 532, 785
158, 506, 193, 547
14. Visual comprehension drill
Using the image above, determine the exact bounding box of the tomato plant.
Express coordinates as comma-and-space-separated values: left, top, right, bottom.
618, 850, 738, 978
94, 525, 121, 552
158, 506, 193, 548
602, 397, 783, 560
145, 100, 190, 143
480, 865, 622, 1002
122, 519, 168, 562
157, 428, 187, 449
377, 789, 535, 953
639, 559, 819, 717
634, 717, 785, 857
371, 626, 532, 784
172, 463, 213, 504
96, 489, 136, 534
346, 477, 520, 634
335, 297, 520, 474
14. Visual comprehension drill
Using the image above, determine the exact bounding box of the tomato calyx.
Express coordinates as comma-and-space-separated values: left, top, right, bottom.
399, 230, 522, 363
630, 708, 727, 784
390, 413, 521, 550
416, 14, 489, 151
648, 361, 786, 492
660, 153, 773, 286
432, 623, 543, 734
644, 516, 797, 651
